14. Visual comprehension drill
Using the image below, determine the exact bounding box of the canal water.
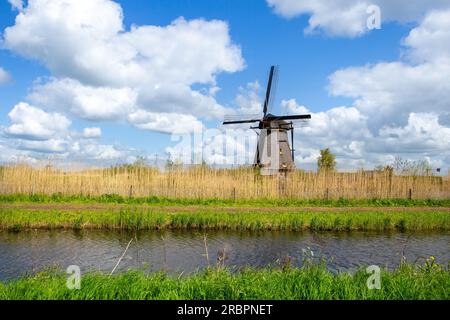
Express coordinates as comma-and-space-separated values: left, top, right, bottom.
0, 229, 448, 280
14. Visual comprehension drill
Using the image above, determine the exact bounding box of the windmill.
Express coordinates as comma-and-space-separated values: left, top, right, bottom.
223, 66, 311, 175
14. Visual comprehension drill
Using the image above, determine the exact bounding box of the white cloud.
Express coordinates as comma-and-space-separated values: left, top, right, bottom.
1, 131, 137, 165
136, 82, 229, 119
374, 113, 450, 154
267, 0, 450, 37
128, 110, 203, 134
72, 141, 131, 162
165, 128, 257, 166
0, 102, 135, 164
3, 0, 244, 128
0, 67, 12, 84
403, 9, 450, 64
280, 100, 450, 170
281, 99, 310, 114
329, 61, 450, 131
15, 138, 69, 154
276, 7, 450, 170
221, 81, 266, 130
28, 78, 138, 121
5, 7, 244, 87
328, 9, 450, 134
0, 139, 39, 163
0, 0, 248, 165
4, 102, 71, 141
281, 100, 373, 169
1, 0, 246, 164
234, 81, 263, 115
8, 0, 23, 11
82, 127, 102, 139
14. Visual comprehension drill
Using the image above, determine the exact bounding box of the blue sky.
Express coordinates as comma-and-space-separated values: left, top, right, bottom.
0, 0, 449, 172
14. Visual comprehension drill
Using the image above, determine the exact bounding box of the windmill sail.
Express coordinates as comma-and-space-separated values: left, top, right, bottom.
267, 114, 311, 121
263, 66, 277, 117
223, 114, 261, 125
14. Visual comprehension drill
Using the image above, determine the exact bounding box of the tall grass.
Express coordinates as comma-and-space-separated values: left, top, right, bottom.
1, 194, 450, 207
0, 165, 449, 200
1, 208, 448, 231
1, 264, 448, 300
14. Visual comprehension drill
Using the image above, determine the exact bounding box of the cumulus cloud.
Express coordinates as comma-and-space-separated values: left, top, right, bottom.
4, 102, 71, 141
402, 9, 450, 63
0, 67, 12, 84
280, 100, 373, 169
273, 9, 450, 169
128, 110, 204, 134
328, 9, 450, 130
267, 0, 450, 37
82, 127, 102, 139
166, 128, 257, 166
8, 0, 23, 11
374, 113, 450, 154
329, 61, 450, 131
3, 0, 244, 132
0, 102, 136, 164
71, 141, 133, 162
4, 5, 243, 87
15, 139, 69, 154
0, 0, 247, 164
1, 128, 136, 164
28, 78, 138, 121
234, 81, 263, 115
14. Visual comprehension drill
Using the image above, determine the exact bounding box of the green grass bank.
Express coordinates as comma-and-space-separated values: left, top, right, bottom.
1, 208, 449, 231
1, 194, 449, 207
1, 264, 448, 300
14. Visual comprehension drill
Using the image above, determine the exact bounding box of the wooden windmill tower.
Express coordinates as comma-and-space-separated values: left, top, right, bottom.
223, 66, 311, 175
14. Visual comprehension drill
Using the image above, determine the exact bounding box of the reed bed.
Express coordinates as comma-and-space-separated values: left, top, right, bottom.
1, 209, 448, 231
1, 165, 449, 200
1, 264, 448, 300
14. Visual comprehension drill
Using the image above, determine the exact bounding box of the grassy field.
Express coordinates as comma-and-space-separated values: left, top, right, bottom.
1, 263, 448, 300
1, 194, 450, 207
1, 165, 449, 200
1, 208, 449, 231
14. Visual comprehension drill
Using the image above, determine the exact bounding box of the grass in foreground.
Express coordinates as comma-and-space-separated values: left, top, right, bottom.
1, 194, 450, 207
0, 208, 449, 231
1, 263, 448, 300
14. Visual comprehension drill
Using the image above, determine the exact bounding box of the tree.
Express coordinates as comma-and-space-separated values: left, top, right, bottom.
393, 156, 433, 176
133, 156, 148, 168
317, 148, 336, 172
375, 165, 394, 175
165, 158, 183, 171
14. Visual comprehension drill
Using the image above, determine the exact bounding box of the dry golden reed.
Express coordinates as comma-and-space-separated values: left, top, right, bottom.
0, 165, 449, 200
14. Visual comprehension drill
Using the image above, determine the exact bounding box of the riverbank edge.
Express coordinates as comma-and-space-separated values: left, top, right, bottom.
1, 194, 449, 207
1, 264, 448, 300
1, 208, 449, 231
